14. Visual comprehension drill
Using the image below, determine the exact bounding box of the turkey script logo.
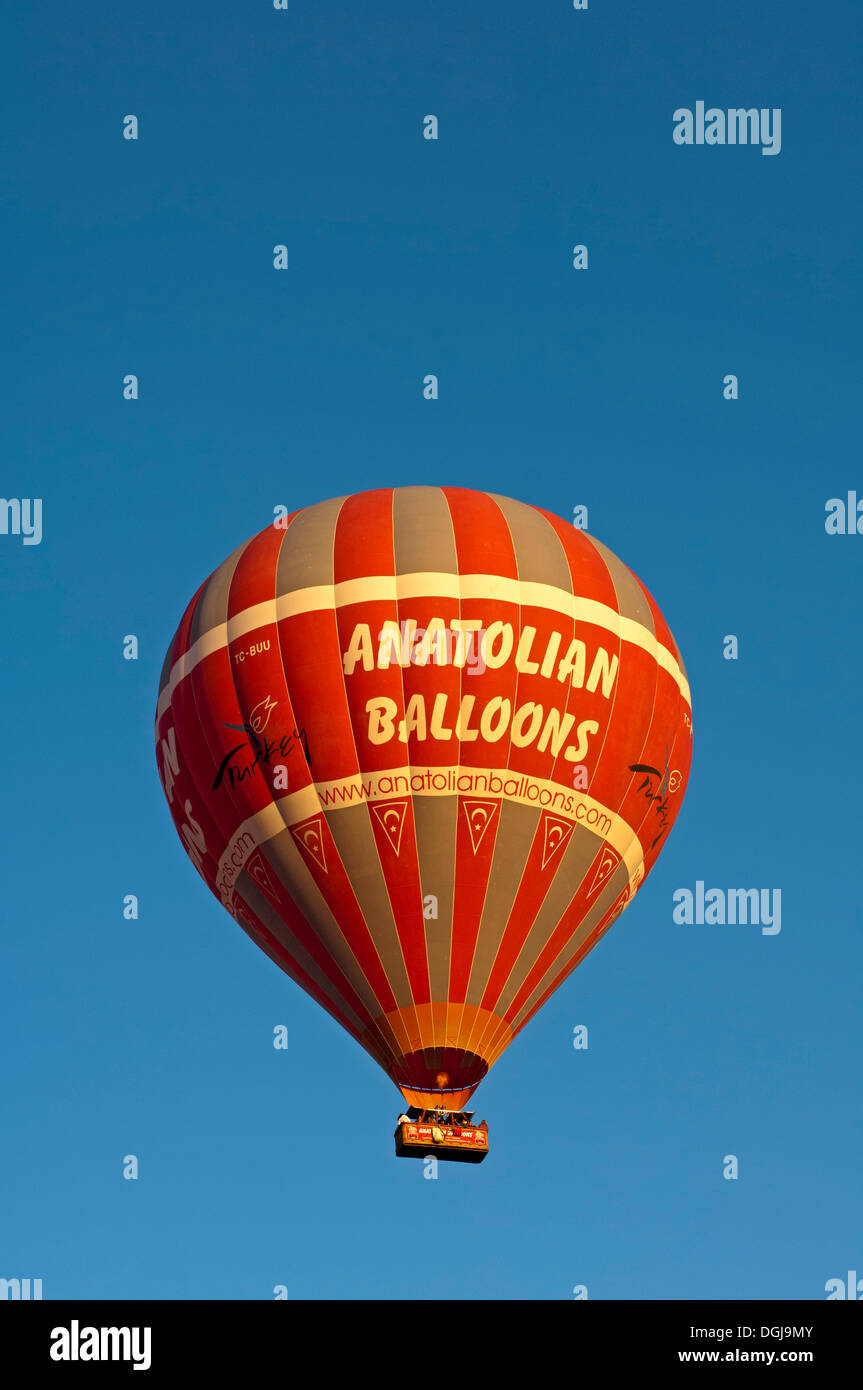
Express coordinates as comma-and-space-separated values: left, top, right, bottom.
213, 708, 309, 791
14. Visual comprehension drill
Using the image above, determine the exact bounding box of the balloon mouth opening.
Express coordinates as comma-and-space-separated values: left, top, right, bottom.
399, 1085, 480, 1110
393, 1050, 488, 1111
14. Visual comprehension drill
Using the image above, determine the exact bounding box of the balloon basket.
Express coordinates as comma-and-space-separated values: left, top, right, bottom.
394, 1107, 489, 1163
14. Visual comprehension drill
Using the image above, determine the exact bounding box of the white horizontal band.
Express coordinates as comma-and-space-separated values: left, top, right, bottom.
157, 572, 690, 722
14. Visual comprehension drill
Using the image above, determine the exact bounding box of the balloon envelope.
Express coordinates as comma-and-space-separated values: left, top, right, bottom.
155, 487, 691, 1108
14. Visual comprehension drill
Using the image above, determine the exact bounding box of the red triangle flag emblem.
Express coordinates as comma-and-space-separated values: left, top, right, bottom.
462, 799, 499, 855
371, 799, 410, 855
585, 845, 622, 901
290, 814, 328, 873
540, 813, 574, 870
246, 849, 281, 904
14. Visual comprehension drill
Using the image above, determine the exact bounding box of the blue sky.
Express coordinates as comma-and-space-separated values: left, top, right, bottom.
1, 0, 861, 1299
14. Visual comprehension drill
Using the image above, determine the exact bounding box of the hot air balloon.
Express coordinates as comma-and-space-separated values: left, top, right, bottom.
155, 487, 691, 1162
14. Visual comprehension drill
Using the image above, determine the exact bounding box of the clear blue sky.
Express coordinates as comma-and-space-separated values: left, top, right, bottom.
1, 0, 860, 1300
